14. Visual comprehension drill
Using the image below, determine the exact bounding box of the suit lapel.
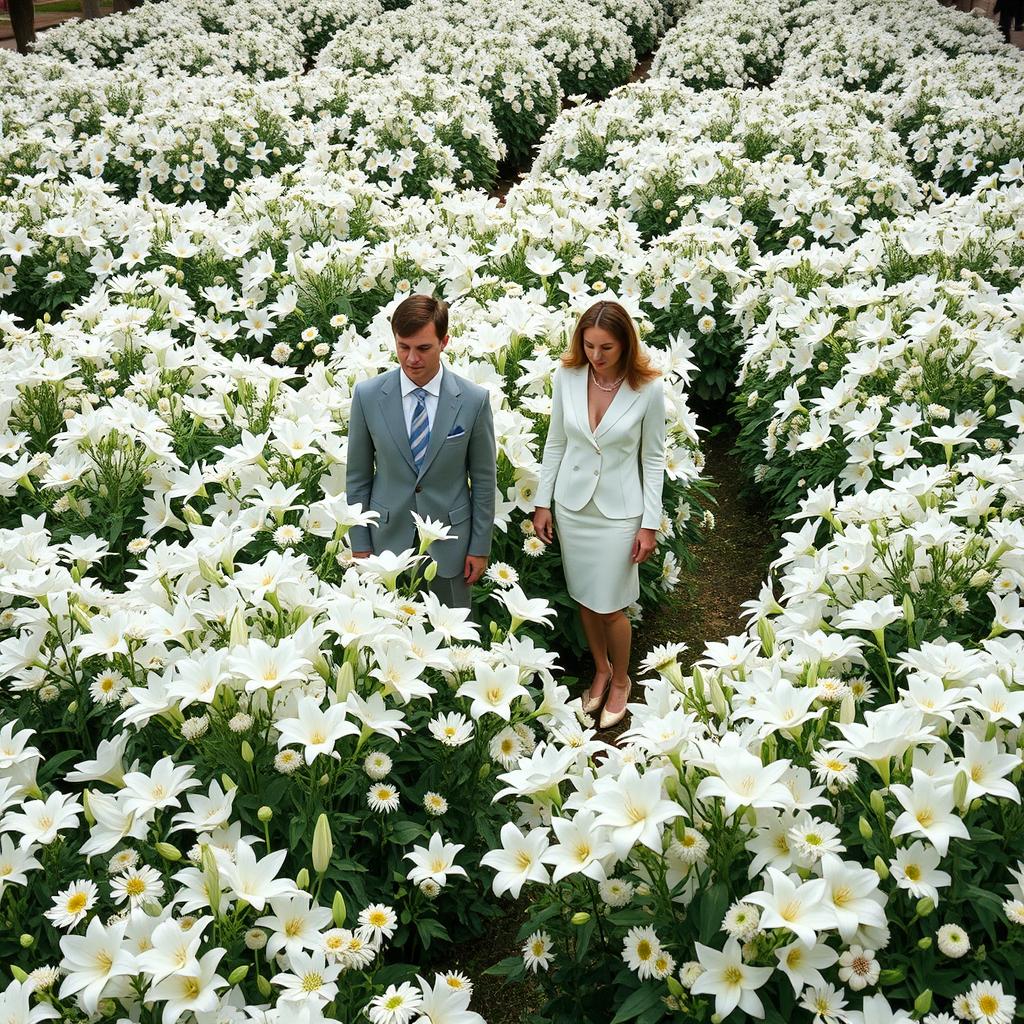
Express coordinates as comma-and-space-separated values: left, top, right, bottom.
594, 380, 643, 440
379, 369, 418, 473
417, 368, 463, 480
569, 367, 600, 451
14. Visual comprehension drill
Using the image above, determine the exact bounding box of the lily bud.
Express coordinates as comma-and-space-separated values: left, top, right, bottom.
952, 769, 969, 810
879, 967, 906, 985
667, 977, 685, 998
709, 677, 728, 719
839, 693, 856, 723
256, 974, 272, 998
691, 664, 706, 701
571, 912, 591, 925
182, 503, 203, 526
198, 559, 222, 585
201, 844, 221, 919
424, 560, 438, 582
19, 934, 33, 948
296, 867, 310, 891
757, 616, 775, 657
10, 965, 29, 981
258, 805, 273, 822
155, 841, 182, 861
902, 593, 915, 628
228, 965, 249, 985
332, 890, 347, 927
874, 855, 889, 881
335, 661, 355, 701
987, 404, 996, 419
869, 790, 886, 818
221, 774, 236, 791
858, 816, 873, 841
312, 813, 333, 875
241, 741, 254, 764
917, 936, 932, 950
916, 897, 935, 917
915, 990, 933, 1015
983, 385, 996, 406
229, 607, 248, 647
82, 789, 95, 827
478, 763, 490, 780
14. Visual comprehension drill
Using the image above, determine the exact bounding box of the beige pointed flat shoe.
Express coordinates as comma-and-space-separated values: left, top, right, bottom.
582, 664, 613, 715
599, 677, 632, 730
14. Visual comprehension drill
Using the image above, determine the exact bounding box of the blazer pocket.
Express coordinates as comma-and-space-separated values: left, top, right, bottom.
443, 430, 466, 443
368, 500, 390, 525
448, 502, 471, 525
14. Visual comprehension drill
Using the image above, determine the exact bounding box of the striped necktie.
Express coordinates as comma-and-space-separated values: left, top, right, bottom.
409, 387, 431, 472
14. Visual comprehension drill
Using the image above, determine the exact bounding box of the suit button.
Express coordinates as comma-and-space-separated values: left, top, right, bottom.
415, 485, 422, 493
572, 465, 578, 471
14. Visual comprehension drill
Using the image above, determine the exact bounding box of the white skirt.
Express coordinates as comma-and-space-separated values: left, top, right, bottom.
554, 499, 641, 614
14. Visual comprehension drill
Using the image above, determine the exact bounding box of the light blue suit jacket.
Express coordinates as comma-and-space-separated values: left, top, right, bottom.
346, 366, 497, 579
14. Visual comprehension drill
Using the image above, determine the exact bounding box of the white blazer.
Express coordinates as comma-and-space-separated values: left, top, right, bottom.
534, 365, 666, 529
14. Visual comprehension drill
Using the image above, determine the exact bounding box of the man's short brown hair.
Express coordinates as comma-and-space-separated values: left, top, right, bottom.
391, 294, 448, 340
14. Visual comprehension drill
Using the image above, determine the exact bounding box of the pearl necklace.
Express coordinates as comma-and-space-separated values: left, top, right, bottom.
590, 367, 625, 392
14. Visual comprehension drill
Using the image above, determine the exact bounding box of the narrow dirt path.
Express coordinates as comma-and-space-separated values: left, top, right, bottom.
633, 427, 775, 675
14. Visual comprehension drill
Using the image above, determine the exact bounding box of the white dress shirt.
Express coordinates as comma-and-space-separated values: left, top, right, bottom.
399, 364, 443, 435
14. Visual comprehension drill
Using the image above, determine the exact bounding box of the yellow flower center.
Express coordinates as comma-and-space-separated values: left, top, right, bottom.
66, 892, 88, 914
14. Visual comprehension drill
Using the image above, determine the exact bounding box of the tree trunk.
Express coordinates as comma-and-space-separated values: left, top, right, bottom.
81, 0, 101, 17
111, 0, 141, 11
8, 0, 34, 53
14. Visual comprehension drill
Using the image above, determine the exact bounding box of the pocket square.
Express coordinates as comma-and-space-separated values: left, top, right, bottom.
447, 425, 466, 438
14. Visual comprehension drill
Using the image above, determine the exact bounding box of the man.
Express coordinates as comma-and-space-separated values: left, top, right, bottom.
346, 295, 496, 609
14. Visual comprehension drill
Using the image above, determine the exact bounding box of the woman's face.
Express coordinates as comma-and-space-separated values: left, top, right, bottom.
582, 325, 624, 375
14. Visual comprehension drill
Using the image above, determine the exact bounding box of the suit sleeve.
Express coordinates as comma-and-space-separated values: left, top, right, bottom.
346, 384, 375, 552
467, 390, 497, 558
640, 380, 666, 530
533, 369, 567, 509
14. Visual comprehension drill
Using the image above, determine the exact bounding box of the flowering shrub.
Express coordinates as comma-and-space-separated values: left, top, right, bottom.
731, 186, 1024, 517
651, 0, 787, 90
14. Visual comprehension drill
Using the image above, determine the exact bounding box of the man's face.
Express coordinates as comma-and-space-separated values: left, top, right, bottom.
395, 322, 448, 386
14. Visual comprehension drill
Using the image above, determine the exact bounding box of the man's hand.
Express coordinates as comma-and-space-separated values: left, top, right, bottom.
464, 554, 488, 585
533, 507, 554, 544
352, 550, 371, 559
631, 528, 657, 564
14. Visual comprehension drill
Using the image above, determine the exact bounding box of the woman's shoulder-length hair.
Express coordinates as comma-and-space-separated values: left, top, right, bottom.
560, 300, 661, 390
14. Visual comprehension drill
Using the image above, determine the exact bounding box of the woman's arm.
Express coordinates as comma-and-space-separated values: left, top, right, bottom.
533, 369, 568, 510
639, 379, 667, 531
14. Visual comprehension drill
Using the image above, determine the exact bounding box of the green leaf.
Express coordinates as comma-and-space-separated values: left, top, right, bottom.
610, 984, 663, 1024
483, 955, 525, 978
388, 819, 426, 846
697, 882, 729, 943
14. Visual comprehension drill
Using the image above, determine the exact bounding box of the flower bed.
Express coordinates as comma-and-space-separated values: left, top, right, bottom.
472, 3, 1024, 1023
4, 0, 1023, 1021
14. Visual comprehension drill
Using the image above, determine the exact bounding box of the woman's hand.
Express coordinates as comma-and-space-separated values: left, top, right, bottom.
631, 527, 657, 564
533, 507, 554, 544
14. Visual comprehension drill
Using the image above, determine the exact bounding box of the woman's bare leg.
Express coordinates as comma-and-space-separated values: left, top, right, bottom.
579, 605, 612, 701
602, 609, 632, 714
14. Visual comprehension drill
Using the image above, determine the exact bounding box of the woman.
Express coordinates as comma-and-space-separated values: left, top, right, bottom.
532, 301, 665, 729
